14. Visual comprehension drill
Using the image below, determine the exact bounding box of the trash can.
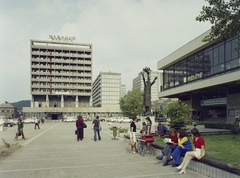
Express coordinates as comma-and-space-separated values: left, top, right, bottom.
113, 126, 117, 138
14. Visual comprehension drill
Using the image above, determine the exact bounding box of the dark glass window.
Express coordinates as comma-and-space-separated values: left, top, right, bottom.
225, 41, 231, 61
162, 35, 240, 91
232, 38, 238, 59
218, 44, 224, 64
213, 47, 219, 65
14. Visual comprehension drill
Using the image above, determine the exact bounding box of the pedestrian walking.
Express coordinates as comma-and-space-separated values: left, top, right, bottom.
34, 117, 40, 129
14, 119, 25, 140
92, 116, 101, 141
76, 116, 84, 141
130, 116, 138, 154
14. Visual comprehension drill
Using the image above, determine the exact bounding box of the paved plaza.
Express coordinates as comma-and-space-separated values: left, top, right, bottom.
0, 121, 209, 178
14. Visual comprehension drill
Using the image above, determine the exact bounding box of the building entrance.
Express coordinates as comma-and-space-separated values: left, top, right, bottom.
46, 113, 63, 120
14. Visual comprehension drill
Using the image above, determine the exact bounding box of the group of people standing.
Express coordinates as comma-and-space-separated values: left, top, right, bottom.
129, 116, 153, 154
129, 116, 205, 174
75, 115, 101, 142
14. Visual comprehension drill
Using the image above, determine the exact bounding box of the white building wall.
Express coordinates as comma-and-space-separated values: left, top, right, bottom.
92, 72, 121, 107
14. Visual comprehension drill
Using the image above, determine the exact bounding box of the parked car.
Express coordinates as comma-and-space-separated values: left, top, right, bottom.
99, 117, 106, 121
119, 117, 132, 123
106, 117, 112, 122
63, 117, 76, 122
3, 119, 15, 127
23, 118, 34, 124
112, 117, 121, 122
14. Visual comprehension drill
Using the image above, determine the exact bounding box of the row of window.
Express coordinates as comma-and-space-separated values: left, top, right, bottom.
163, 36, 240, 89
32, 48, 91, 55
31, 89, 91, 93
1, 110, 12, 112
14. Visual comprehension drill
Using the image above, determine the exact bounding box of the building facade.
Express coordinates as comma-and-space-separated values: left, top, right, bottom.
132, 71, 159, 102
157, 30, 240, 122
23, 38, 121, 120
120, 84, 126, 98
0, 102, 21, 119
92, 72, 121, 107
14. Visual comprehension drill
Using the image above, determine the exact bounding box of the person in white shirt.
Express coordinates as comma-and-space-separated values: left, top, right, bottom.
34, 117, 40, 130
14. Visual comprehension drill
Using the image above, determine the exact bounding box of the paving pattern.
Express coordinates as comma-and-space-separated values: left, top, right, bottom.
0, 122, 209, 178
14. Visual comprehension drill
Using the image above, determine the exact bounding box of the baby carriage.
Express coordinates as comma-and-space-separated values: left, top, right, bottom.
137, 135, 156, 156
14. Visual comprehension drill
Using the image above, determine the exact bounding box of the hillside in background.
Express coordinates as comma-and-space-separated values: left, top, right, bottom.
11, 100, 30, 110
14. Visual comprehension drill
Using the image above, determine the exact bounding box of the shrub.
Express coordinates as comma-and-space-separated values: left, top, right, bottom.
109, 126, 128, 133
204, 122, 240, 135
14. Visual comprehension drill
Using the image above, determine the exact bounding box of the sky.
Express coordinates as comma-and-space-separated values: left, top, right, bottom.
0, 0, 211, 104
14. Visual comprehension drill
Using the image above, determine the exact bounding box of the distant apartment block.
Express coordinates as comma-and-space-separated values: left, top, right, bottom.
120, 84, 126, 98
132, 71, 159, 101
28, 39, 92, 119
92, 72, 121, 107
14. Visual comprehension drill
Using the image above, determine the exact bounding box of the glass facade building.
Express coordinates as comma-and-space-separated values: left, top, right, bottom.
158, 31, 240, 122
163, 35, 240, 90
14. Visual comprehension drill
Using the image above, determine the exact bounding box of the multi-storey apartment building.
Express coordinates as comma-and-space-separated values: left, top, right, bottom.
158, 30, 240, 122
92, 72, 121, 107
23, 37, 121, 120
132, 71, 159, 102
23, 38, 92, 119
120, 84, 126, 98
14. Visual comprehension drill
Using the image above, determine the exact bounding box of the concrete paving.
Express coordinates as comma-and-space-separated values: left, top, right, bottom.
0, 121, 210, 178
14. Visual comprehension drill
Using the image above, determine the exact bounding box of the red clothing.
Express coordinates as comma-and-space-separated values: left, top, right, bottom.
169, 133, 178, 144
193, 136, 205, 149
76, 118, 84, 128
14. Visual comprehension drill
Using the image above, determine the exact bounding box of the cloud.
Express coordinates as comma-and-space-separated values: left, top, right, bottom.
0, 0, 211, 103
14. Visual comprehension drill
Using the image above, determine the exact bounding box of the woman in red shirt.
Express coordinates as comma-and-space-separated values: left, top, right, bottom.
176, 128, 205, 174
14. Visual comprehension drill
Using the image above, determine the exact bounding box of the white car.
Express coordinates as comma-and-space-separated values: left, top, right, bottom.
112, 117, 121, 122
119, 117, 132, 123
23, 118, 34, 124
63, 117, 76, 122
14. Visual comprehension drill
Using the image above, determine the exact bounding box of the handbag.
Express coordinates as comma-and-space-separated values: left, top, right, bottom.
75, 130, 77, 135
83, 123, 87, 128
128, 140, 135, 146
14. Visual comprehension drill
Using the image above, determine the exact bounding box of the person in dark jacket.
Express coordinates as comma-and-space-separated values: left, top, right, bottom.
14, 119, 25, 140
76, 116, 84, 141
92, 116, 101, 141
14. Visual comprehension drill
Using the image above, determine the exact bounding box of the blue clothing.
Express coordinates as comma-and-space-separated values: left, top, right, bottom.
93, 127, 101, 141
157, 125, 168, 133
170, 139, 192, 165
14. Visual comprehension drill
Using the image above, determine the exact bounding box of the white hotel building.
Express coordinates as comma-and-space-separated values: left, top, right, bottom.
23, 38, 121, 120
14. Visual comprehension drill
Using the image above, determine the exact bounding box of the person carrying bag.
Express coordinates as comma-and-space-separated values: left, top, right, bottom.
92, 116, 101, 141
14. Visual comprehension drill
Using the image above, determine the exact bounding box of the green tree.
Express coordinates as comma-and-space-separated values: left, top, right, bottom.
161, 100, 193, 126
196, 0, 240, 43
119, 88, 144, 117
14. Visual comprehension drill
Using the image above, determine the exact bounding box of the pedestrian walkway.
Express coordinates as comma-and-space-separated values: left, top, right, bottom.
0, 122, 209, 178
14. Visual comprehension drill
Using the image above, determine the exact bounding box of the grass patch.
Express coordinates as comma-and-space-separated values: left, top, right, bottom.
154, 134, 240, 164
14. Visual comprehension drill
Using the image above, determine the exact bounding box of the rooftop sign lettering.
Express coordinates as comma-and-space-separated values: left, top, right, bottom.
49, 35, 76, 42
